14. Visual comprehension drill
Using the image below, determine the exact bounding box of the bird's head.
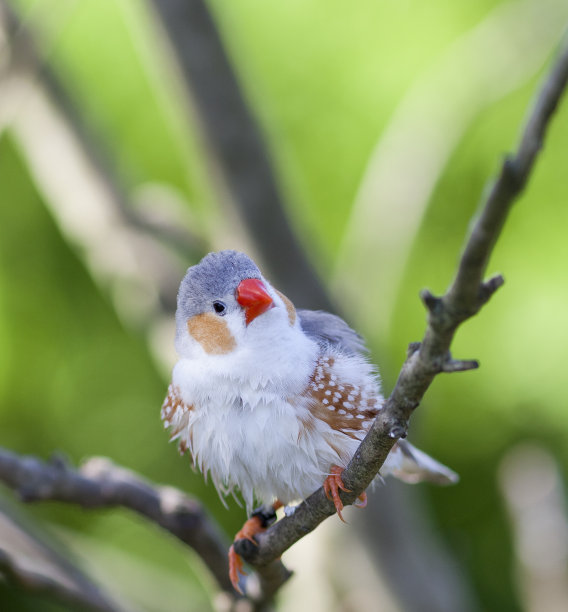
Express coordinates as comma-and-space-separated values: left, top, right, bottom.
175, 251, 299, 361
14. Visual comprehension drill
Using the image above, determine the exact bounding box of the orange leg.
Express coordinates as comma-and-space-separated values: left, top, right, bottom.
228, 501, 283, 594
323, 465, 367, 521
228, 515, 262, 594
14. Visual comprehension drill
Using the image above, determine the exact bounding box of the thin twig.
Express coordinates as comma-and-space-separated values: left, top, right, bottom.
235, 32, 568, 576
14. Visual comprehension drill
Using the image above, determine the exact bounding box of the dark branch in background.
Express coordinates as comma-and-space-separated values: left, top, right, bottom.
0, 491, 125, 612
0, 448, 233, 594
235, 31, 568, 578
0, 549, 119, 612
0, 448, 289, 610
150, 0, 333, 311
0, 447, 290, 611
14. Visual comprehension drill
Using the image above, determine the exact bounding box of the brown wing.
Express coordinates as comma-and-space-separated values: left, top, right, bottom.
161, 384, 193, 455
304, 356, 379, 439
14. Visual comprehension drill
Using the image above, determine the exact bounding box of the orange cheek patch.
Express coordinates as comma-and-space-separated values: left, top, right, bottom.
276, 290, 296, 326
187, 313, 236, 354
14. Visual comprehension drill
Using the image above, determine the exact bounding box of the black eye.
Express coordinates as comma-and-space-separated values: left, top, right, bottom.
212, 301, 227, 315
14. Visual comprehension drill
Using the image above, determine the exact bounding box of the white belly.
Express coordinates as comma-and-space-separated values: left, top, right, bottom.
187, 395, 350, 511
171, 351, 365, 511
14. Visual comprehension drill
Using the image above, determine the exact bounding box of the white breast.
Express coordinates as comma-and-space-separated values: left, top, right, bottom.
171, 318, 328, 509
189, 398, 330, 509
172, 347, 382, 512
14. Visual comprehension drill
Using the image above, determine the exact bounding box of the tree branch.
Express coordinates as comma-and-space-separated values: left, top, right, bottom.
235, 30, 568, 579
0, 548, 119, 612
0, 496, 126, 612
0, 448, 234, 594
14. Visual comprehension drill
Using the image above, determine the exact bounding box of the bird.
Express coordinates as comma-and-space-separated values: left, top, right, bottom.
161, 250, 458, 593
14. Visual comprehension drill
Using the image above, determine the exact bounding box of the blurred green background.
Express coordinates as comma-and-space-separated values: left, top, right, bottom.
1, 0, 567, 610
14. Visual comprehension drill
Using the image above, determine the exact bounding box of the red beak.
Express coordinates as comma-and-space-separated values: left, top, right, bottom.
236, 278, 274, 325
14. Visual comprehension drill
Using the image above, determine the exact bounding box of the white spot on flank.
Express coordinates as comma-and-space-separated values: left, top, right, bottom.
323, 399, 329, 405
325, 390, 331, 396
338, 409, 346, 415
343, 402, 353, 409
356, 414, 365, 419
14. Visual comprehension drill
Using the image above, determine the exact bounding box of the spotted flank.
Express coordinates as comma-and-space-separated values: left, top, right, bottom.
304, 354, 381, 440
161, 384, 193, 454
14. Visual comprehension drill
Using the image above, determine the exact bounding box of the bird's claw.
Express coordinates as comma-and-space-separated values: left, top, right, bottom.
228, 515, 263, 594
354, 491, 368, 508
228, 544, 246, 594
323, 466, 368, 520
323, 465, 351, 522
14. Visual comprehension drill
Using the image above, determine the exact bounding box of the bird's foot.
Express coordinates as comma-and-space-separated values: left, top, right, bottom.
323, 466, 367, 520
323, 465, 351, 522
228, 501, 283, 594
229, 515, 263, 594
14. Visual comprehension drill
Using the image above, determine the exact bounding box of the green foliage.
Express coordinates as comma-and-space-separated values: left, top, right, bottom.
2, 0, 568, 609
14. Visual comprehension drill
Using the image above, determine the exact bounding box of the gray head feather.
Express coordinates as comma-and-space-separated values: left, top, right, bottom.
176, 251, 261, 325
177, 251, 369, 357
297, 309, 368, 355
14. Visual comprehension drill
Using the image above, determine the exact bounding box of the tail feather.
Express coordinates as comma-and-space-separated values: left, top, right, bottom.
383, 440, 459, 486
